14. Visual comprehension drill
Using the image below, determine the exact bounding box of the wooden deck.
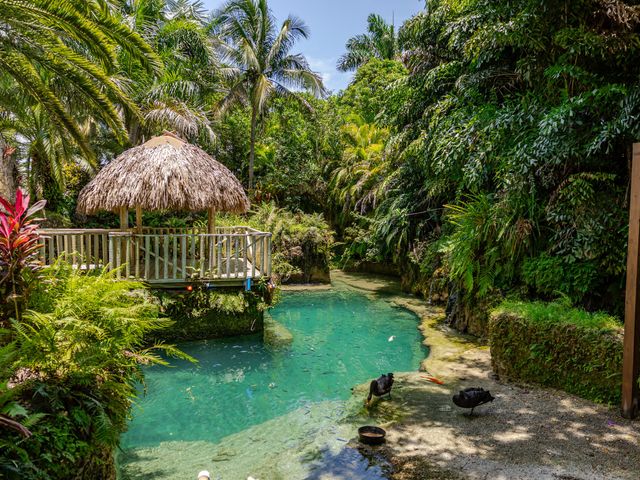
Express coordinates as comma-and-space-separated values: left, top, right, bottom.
39, 226, 272, 287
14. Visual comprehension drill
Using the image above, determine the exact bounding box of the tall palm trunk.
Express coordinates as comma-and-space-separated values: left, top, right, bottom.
0, 138, 17, 202
249, 106, 257, 192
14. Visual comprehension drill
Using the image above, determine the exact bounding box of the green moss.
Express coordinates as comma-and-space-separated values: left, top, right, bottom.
153, 287, 267, 342
494, 299, 620, 330
489, 300, 624, 404
263, 315, 293, 349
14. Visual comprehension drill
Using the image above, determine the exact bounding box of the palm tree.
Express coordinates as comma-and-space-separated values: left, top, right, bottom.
121, 0, 219, 145
0, 77, 100, 207
337, 14, 399, 72
0, 0, 162, 198
213, 0, 326, 191
0, 0, 162, 154
329, 115, 390, 218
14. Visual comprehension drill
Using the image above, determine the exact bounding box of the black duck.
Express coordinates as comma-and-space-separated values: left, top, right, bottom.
452, 387, 494, 415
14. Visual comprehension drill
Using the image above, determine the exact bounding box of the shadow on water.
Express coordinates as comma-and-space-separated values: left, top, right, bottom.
305, 444, 391, 480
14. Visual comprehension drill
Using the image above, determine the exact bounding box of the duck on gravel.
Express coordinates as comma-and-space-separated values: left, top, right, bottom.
452, 387, 494, 415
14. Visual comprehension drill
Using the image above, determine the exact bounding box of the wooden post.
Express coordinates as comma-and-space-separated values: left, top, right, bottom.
119, 207, 129, 231
208, 208, 216, 234
622, 142, 640, 419
208, 208, 216, 270
135, 206, 143, 234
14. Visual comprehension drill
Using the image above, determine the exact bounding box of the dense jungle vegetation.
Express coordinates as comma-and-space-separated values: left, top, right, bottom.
3, 0, 638, 320
2, 0, 640, 477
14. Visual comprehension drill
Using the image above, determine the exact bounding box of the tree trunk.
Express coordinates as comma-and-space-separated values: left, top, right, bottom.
249, 106, 257, 192
0, 138, 17, 203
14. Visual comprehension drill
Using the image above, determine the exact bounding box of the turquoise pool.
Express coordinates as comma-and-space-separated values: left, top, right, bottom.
120, 279, 427, 479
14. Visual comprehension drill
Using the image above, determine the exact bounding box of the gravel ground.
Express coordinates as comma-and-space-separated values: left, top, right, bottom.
336, 272, 640, 480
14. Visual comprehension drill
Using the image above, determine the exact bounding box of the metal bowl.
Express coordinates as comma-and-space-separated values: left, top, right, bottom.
358, 425, 386, 445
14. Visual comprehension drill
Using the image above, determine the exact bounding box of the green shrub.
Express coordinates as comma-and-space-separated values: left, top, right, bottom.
0, 264, 186, 479
489, 300, 624, 404
204, 202, 334, 283
521, 253, 598, 303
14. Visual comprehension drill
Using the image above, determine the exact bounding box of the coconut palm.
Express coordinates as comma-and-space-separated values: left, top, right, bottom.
337, 14, 399, 72
213, 0, 326, 191
121, 0, 219, 145
0, 0, 161, 199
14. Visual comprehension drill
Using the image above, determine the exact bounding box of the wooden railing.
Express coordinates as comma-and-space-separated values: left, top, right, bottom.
39, 228, 272, 284
138, 226, 263, 236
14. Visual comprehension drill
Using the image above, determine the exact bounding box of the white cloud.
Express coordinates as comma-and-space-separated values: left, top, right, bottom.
307, 56, 353, 93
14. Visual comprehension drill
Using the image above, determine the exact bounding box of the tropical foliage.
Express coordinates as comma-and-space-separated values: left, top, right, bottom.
330, 0, 640, 322
0, 192, 185, 478
0, 191, 45, 325
213, 0, 326, 190
329, 115, 390, 223
208, 202, 334, 282
3, 0, 634, 318
3, 0, 640, 473
1, 264, 185, 478
0, 0, 161, 203
121, 0, 219, 145
337, 14, 399, 72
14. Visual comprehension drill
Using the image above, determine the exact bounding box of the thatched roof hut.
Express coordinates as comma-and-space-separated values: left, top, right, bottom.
77, 134, 249, 230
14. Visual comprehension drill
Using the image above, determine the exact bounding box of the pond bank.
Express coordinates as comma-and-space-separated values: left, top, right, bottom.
336, 271, 640, 480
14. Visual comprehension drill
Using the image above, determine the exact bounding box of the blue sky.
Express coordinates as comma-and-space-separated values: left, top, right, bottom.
203, 0, 424, 92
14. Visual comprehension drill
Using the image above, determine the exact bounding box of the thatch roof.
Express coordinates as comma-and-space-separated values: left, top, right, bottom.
77, 135, 249, 214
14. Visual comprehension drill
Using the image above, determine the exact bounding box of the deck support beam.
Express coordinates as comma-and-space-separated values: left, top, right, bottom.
622, 142, 640, 419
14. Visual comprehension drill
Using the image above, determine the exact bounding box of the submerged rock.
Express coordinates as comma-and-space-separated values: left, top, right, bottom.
263, 315, 294, 349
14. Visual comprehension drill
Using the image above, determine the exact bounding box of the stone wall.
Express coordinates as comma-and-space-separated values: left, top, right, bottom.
151, 287, 267, 342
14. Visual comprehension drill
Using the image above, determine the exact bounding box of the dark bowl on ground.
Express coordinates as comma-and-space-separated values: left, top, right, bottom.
358, 426, 386, 445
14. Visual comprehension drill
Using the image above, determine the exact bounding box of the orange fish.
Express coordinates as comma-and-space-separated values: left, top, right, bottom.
421, 375, 445, 385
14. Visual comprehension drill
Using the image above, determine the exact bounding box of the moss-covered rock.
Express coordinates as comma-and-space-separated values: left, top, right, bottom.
263, 315, 293, 349
152, 287, 267, 342
489, 300, 624, 404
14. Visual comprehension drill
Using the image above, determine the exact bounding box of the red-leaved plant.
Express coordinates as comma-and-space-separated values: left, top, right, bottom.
0, 190, 46, 325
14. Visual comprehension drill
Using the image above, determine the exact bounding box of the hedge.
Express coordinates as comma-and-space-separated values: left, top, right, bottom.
489, 300, 625, 404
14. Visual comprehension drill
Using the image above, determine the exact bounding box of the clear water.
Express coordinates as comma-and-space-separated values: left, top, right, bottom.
120, 281, 427, 479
